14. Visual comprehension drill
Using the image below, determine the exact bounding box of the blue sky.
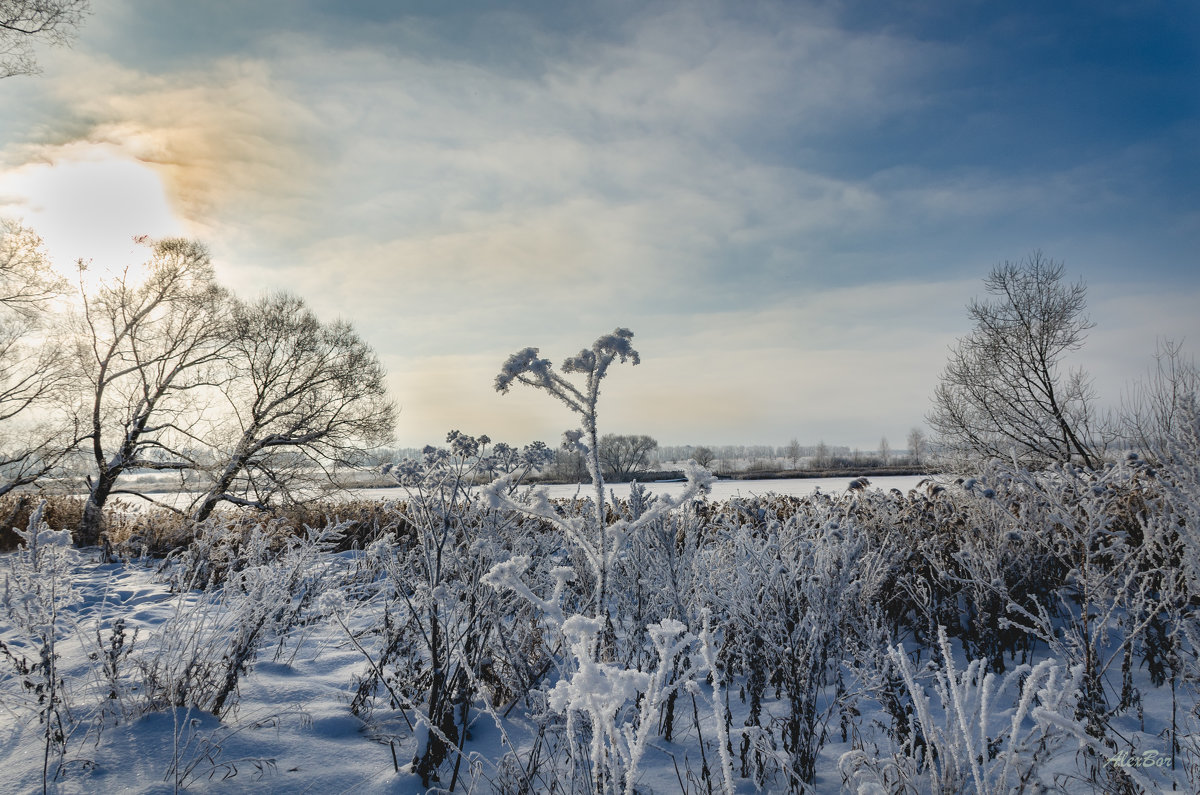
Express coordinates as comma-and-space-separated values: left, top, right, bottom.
1, 0, 1197, 449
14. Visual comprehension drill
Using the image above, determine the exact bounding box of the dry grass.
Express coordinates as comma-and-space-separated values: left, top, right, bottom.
0, 494, 87, 551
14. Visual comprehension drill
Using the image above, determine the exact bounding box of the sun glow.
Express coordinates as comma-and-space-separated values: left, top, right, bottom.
0, 142, 185, 284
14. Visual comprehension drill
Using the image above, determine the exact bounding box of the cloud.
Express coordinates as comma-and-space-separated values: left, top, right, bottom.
214, 10, 953, 337
0, 142, 183, 273
2, 0, 1193, 449
5, 52, 327, 246
2, 3, 994, 312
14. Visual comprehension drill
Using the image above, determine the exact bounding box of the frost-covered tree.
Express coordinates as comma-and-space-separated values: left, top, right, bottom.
812, 440, 830, 469
549, 444, 588, 482
0, 219, 76, 496
597, 433, 657, 481
785, 437, 802, 468
192, 292, 394, 520
692, 445, 716, 468
1, 0, 89, 78
907, 426, 926, 466
0, 219, 62, 310
1120, 338, 1199, 459
929, 252, 1099, 469
72, 238, 232, 546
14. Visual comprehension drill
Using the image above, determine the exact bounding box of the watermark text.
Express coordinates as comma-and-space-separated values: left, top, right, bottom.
1106, 748, 1170, 769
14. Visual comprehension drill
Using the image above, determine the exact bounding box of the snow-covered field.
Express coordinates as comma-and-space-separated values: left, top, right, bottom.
0, 547, 444, 793
3, 547, 811, 794
2, 459, 1197, 794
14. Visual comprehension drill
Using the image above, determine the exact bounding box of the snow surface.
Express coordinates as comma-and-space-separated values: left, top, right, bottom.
2, 544, 1185, 794
2, 467, 1191, 794
1, 548, 780, 794
0, 551, 425, 793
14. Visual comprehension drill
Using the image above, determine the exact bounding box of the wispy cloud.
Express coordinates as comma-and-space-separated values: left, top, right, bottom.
7, 53, 325, 243
0, 0, 1194, 447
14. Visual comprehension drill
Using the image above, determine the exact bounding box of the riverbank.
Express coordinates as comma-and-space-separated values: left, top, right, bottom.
524, 465, 935, 485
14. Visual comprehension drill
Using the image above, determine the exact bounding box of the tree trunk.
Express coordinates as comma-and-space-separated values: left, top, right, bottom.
194, 434, 257, 522
77, 469, 120, 547
193, 458, 243, 522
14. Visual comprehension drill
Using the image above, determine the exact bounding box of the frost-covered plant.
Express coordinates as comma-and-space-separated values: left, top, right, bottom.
478, 438, 555, 489
488, 331, 735, 790
1149, 391, 1200, 607
0, 502, 83, 792
77, 608, 141, 731
605, 481, 709, 674
485, 461, 712, 629
1138, 391, 1200, 781
911, 471, 1053, 673
697, 494, 889, 789
360, 431, 525, 788
697, 609, 737, 795
484, 472, 717, 790
349, 432, 570, 790
495, 328, 639, 620
842, 626, 1087, 794
545, 615, 716, 795
976, 462, 1170, 741
883, 455, 1200, 795
139, 519, 344, 717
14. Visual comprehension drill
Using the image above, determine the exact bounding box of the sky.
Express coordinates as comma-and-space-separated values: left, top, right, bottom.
0, 0, 1197, 450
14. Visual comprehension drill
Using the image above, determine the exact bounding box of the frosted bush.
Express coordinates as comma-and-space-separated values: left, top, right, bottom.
696, 492, 891, 788
544, 615, 725, 795
138, 519, 345, 717
356, 430, 534, 788
842, 627, 1087, 794
0, 502, 84, 789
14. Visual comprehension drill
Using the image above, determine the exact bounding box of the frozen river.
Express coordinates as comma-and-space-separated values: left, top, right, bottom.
109, 474, 937, 513
346, 473, 935, 503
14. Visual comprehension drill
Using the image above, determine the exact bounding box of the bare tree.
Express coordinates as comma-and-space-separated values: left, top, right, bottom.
812, 440, 830, 470
907, 426, 926, 467
550, 444, 588, 482
878, 435, 890, 465
692, 445, 715, 468
192, 292, 395, 520
0, 219, 65, 309
73, 238, 232, 545
1, 0, 90, 78
1120, 338, 1199, 459
597, 433, 658, 481
928, 253, 1099, 469
0, 219, 77, 496
785, 437, 802, 468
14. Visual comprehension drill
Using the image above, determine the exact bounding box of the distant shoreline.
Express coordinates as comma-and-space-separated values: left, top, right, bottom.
21, 467, 938, 498
524, 466, 936, 486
